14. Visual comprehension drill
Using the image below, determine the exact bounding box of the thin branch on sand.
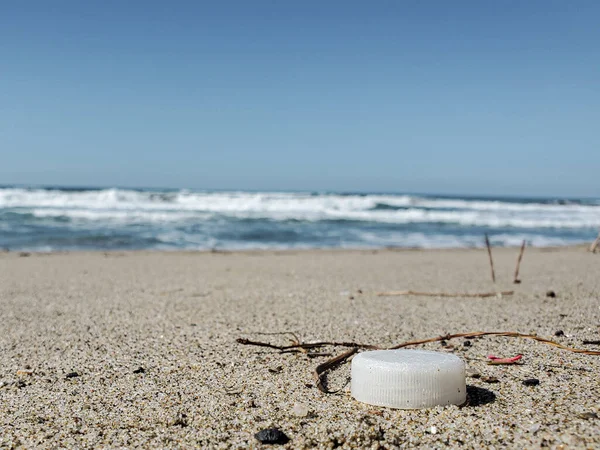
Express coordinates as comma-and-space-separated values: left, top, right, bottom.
313, 348, 358, 393
513, 240, 526, 284
376, 290, 514, 298
238, 331, 600, 394
485, 234, 496, 283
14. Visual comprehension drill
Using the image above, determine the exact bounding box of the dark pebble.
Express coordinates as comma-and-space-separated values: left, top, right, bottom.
482, 376, 499, 383
133, 367, 145, 374
522, 378, 540, 386
546, 290, 556, 298
19, 252, 31, 257
65, 372, 79, 379
554, 330, 564, 337
578, 412, 598, 420
348, 296, 354, 300
255, 428, 290, 445
463, 341, 471, 347
357, 289, 363, 294
440, 340, 447, 347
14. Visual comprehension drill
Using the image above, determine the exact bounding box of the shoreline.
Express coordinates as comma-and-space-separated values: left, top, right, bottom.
1, 246, 599, 447
1, 242, 592, 256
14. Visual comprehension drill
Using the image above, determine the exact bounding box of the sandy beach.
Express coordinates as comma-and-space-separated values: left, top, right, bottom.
1, 247, 599, 448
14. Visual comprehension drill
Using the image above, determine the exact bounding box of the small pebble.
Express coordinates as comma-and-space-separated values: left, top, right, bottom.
171, 413, 188, 427
546, 290, 556, 298
292, 402, 309, 417
65, 372, 79, 379
522, 378, 540, 386
16, 369, 34, 376
254, 428, 289, 445
463, 341, 471, 347
268, 365, 283, 374
133, 367, 145, 374
430, 426, 438, 434
466, 369, 481, 379
482, 376, 499, 383
578, 412, 598, 420
554, 330, 564, 337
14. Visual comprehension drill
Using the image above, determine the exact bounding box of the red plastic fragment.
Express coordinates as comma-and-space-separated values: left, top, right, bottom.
487, 354, 523, 364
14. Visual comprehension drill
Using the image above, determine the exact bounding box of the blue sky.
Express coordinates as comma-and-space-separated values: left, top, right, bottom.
1, 1, 599, 196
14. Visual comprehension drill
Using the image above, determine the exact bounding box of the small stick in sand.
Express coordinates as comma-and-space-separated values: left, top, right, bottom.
313, 347, 358, 393
513, 240, 526, 284
376, 290, 514, 298
590, 231, 600, 253
484, 234, 495, 283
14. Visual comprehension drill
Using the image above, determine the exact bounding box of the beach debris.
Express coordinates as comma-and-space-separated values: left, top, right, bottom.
589, 230, 600, 253
352, 350, 466, 409
16, 369, 34, 376
238, 331, 600, 394
376, 290, 514, 298
487, 354, 523, 365
582, 339, 600, 345
481, 376, 499, 383
463, 341, 472, 347
546, 290, 556, 298
522, 378, 540, 386
292, 402, 309, 417
19, 252, 31, 257
133, 367, 145, 374
555, 330, 564, 337
65, 372, 80, 379
254, 428, 290, 445
513, 240, 526, 284
171, 412, 188, 427
578, 412, 598, 420
484, 234, 496, 283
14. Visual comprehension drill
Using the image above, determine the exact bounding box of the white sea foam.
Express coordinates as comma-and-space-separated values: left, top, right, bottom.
2, 188, 599, 229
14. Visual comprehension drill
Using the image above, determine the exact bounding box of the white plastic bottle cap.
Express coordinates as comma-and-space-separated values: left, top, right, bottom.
351, 349, 466, 409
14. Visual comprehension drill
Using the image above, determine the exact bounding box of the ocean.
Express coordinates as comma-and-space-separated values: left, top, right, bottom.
1, 186, 599, 252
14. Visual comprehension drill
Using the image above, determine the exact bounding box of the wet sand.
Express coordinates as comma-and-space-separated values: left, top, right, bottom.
1, 247, 599, 448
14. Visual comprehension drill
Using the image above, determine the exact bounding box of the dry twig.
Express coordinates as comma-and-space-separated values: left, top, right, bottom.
376, 290, 513, 298
590, 231, 600, 253
238, 331, 600, 393
485, 234, 495, 283
513, 240, 526, 284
